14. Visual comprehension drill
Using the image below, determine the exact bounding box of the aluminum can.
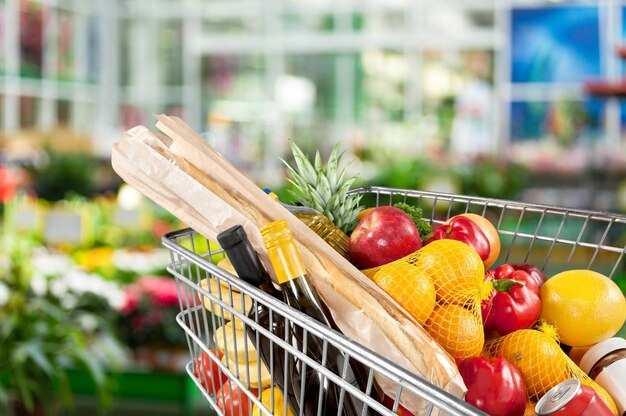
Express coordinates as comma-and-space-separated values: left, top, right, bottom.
535, 379, 614, 416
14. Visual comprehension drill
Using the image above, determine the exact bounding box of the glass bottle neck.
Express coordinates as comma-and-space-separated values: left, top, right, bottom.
267, 240, 307, 284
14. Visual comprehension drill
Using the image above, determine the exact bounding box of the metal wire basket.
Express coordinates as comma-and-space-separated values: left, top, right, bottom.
162, 186, 626, 416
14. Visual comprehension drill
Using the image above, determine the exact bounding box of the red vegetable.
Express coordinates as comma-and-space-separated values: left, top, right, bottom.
458, 356, 526, 416
216, 383, 258, 416
506, 263, 547, 288
193, 349, 228, 395
425, 216, 490, 262
482, 265, 541, 336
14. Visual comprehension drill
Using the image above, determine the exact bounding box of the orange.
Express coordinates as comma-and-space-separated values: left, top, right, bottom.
372, 263, 436, 325
493, 329, 568, 399
540, 270, 626, 347
356, 207, 375, 221
457, 213, 501, 268
568, 346, 591, 366
416, 239, 485, 304
425, 304, 483, 359
524, 401, 537, 416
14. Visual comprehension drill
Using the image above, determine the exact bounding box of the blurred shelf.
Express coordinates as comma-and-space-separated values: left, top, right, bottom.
0, 75, 98, 102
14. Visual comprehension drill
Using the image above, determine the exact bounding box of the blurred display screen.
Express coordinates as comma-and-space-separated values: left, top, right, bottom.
510, 99, 604, 142
511, 6, 600, 83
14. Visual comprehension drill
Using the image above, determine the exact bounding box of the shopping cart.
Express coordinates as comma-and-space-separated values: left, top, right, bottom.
162, 186, 626, 416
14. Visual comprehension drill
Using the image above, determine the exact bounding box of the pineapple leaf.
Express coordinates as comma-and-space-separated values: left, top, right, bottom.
314, 151, 322, 173
287, 189, 310, 207
326, 144, 341, 190
289, 141, 318, 184
317, 174, 332, 203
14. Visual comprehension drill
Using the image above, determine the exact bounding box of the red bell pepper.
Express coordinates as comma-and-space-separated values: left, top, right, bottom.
505, 263, 547, 289
482, 265, 541, 336
425, 216, 490, 262
458, 356, 526, 416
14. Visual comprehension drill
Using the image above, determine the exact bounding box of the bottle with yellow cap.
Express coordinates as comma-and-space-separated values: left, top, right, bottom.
264, 189, 351, 259
261, 219, 382, 416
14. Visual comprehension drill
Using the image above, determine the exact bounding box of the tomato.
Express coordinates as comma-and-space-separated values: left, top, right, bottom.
193, 348, 227, 395
382, 394, 415, 416
216, 383, 259, 416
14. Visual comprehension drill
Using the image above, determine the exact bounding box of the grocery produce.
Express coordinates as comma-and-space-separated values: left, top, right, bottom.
349, 206, 422, 269
490, 328, 569, 398
458, 356, 526, 416
506, 264, 547, 288
482, 265, 542, 335
417, 239, 485, 305
426, 304, 484, 359
523, 401, 538, 416
252, 387, 296, 416
391, 202, 432, 237
371, 263, 436, 325
364, 238, 486, 359
425, 213, 500, 268
487, 326, 618, 414
193, 348, 228, 395
282, 140, 362, 233
568, 346, 591, 366
216, 383, 259, 416
539, 270, 626, 347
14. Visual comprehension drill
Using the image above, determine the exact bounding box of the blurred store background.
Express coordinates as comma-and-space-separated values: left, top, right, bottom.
1, 0, 626, 415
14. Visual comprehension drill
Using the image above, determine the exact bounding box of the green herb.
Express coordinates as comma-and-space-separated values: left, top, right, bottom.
393, 202, 431, 238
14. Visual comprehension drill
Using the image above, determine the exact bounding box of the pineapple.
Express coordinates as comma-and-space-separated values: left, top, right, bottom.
282, 140, 362, 233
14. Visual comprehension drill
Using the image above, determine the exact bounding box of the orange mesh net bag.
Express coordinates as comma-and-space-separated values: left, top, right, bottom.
363, 239, 492, 360
484, 322, 618, 415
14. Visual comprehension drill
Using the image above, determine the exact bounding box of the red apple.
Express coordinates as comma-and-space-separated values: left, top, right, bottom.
349, 206, 422, 269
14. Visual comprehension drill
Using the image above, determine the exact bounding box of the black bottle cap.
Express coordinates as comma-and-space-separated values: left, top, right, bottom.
217, 225, 271, 288
217, 225, 247, 249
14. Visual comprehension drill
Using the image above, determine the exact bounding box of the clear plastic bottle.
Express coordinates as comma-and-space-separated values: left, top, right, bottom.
265, 190, 351, 260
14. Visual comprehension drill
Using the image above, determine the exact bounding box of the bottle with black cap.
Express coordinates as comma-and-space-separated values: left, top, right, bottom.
216, 225, 299, 415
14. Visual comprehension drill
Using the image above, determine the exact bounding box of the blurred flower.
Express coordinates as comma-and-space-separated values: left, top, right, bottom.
32, 249, 72, 277
75, 247, 113, 272
112, 248, 169, 274
0, 282, 9, 306
61, 294, 77, 309
137, 276, 179, 307
78, 314, 99, 332
30, 272, 47, 296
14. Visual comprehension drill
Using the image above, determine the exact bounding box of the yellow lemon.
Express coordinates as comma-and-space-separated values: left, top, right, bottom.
540, 270, 626, 347
252, 387, 295, 416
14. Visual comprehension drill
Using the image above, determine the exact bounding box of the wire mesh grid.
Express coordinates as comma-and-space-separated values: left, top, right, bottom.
162, 186, 626, 416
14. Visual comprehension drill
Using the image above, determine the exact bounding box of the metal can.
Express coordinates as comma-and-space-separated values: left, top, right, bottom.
535, 379, 614, 416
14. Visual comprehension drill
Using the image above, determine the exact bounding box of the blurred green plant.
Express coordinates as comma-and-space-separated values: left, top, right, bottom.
458, 158, 528, 200
0, 235, 111, 415
26, 147, 95, 202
